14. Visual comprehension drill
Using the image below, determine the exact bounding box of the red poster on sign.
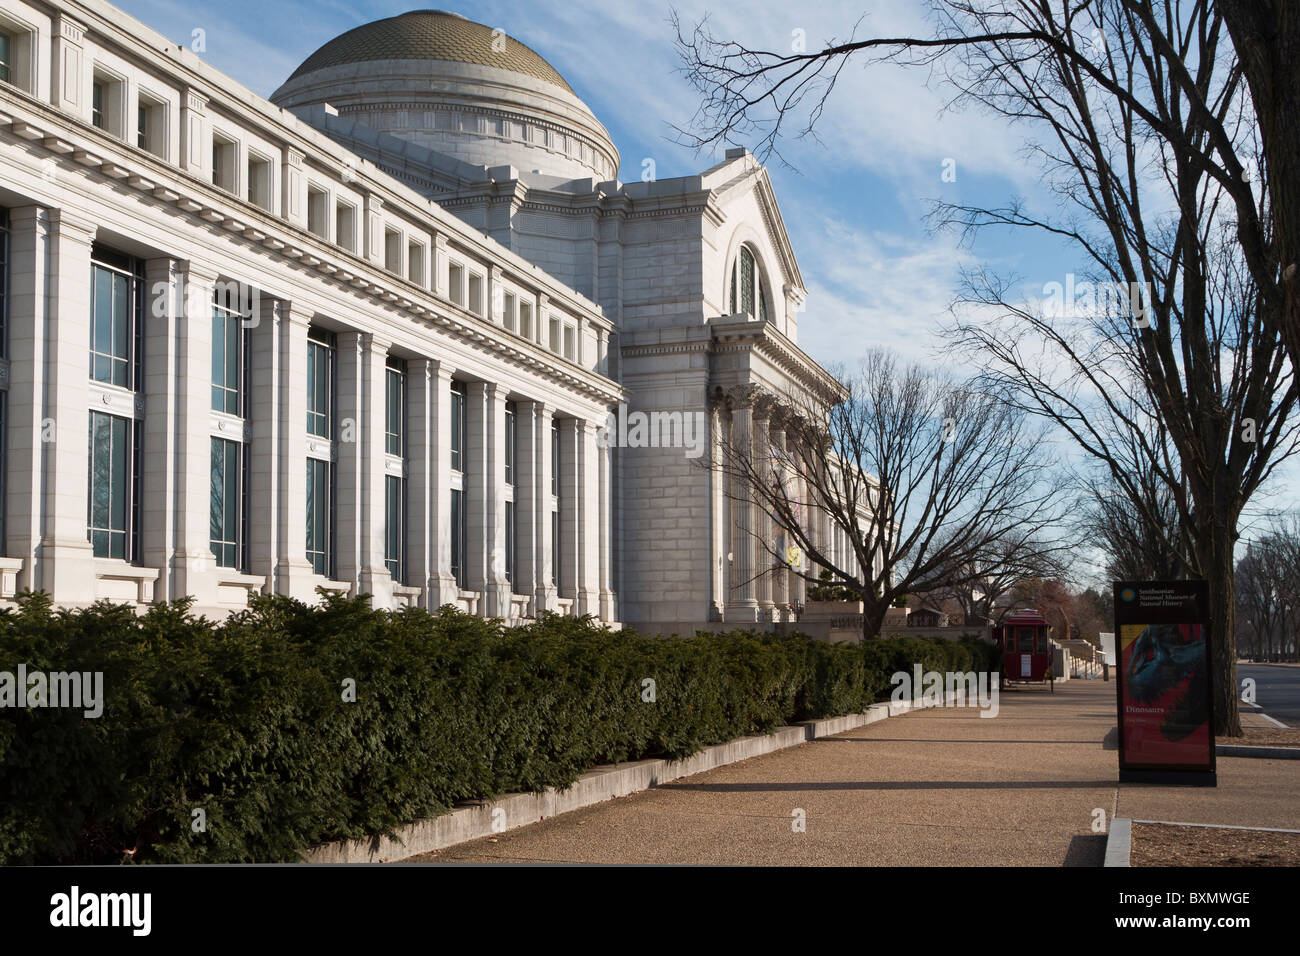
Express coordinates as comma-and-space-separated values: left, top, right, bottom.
1118, 622, 1210, 765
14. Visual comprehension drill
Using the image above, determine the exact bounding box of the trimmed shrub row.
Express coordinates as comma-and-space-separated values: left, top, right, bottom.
0, 592, 996, 864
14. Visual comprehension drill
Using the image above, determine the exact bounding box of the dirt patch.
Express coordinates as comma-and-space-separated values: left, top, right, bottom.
1131, 823, 1300, 866
1216, 727, 1300, 748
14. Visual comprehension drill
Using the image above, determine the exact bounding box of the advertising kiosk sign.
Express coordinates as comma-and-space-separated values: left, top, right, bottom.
1112, 580, 1215, 786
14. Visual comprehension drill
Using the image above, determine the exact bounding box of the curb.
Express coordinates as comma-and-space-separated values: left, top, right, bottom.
1215, 744, 1300, 760
1104, 817, 1132, 867
303, 695, 950, 863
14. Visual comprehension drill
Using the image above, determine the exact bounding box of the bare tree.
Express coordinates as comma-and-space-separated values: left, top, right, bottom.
675, 0, 1300, 734
715, 350, 1065, 642
1074, 412, 1194, 581
931, 535, 1072, 626
1236, 514, 1300, 662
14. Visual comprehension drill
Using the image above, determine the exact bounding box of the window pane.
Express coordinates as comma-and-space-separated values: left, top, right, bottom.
385, 474, 403, 580
451, 487, 462, 588
450, 384, 464, 472
210, 437, 242, 568
305, 458, 330, 575
88, 412, 131, 559
740, 247, 754, 317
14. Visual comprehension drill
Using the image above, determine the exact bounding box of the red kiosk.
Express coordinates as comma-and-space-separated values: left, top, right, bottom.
993, 609, 1055, 689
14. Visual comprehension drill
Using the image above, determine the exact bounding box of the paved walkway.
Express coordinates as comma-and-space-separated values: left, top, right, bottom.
412, 680, 1300, 866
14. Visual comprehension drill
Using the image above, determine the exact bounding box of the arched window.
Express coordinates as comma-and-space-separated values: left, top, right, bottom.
729, 245, 769, 322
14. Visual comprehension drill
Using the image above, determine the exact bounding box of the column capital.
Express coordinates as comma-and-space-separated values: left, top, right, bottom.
55, 13, 87, 45
183, 87, 209, 114
176, 259, 222, 286
47, 207, 97, 243
361, 330, 393, 355
725, 383, 762, 410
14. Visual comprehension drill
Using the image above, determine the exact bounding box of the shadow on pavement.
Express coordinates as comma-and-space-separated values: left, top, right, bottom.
817, 738, 1104, 745
659, 780, 1118, 792
1063, 833, 1107, 867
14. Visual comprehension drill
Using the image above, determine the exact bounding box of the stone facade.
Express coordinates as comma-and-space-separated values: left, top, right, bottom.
0, 0, 851, 633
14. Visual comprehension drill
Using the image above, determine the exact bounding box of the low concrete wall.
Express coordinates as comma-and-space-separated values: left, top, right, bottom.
303, 696, 956, 863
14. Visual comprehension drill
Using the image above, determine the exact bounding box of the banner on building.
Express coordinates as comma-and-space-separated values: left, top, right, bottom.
1112, 580, 1215, 786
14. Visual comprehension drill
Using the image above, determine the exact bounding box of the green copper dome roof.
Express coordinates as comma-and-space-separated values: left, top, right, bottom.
287, 10, 574, 94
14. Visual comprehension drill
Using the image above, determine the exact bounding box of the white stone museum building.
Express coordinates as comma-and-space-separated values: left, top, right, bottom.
0, 2, 865, 632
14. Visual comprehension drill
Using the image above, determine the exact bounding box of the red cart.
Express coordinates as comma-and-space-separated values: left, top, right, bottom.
993, 609, 1056, 690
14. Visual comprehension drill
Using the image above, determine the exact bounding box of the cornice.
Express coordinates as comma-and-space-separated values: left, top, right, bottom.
0, 90, 623, 406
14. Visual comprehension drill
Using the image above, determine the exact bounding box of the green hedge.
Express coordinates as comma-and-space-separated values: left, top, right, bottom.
0, 592, 997, 864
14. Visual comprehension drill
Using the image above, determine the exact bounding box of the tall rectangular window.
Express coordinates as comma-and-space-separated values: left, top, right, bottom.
0, 34, 11, 85
385, 360, 405, 456
212, 133, 237, 192
210, 437, 244, 569
505, 499, 515, 586
306, 328, 334, 437
211, 287, 246, 414
551, 421, 559, 495
448, 262, 465, 306
247, 153, 272, 210
307, 185, 328, 239
88, 411, 138, 560
385, 474, 404, 582
335, 201, 356, 252
0, 206, 9, 359
306, 457, 332, 576
504, 402, 516, 485
450, 487, 464, 589
92, 80, 105, 129
450, 380, 466, 472
551, 510, 559, 586
90, 247, 142, 389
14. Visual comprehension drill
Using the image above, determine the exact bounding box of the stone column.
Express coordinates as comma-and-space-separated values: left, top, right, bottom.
752, 398, 774, 622
466, 381, 508, 616
334, 332, 364, 589
139, 257, 182, 600
353, 334, 394, 605
557, 417, 579, 605
35, 210, 97, 602
175, 262, 221, 603
5, 207, 97, 597
535, 405, 557, 613
598, 421, 615, 622
515, 400, 543, 615
576, 418, 600, 616
707, 393, 726, 622
725, 385, 759, 622
768, 416, 790, 619
404, 358, 433, 606
275, 303, 315, 600
248, 291, 282, 592
428, 362, 459, 607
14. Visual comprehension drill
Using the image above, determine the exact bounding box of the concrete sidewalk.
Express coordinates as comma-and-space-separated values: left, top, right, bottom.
411, 681, 1300, 866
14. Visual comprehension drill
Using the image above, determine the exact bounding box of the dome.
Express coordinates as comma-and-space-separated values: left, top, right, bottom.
287, 10, 574, 94
272, 10, 619, 183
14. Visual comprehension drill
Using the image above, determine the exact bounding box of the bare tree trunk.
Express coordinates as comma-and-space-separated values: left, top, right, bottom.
1201, 519, 1242, 737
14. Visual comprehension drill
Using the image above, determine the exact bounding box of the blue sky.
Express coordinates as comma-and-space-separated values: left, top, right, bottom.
114, 0, 1299, 525
116, 0, 1075, 365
